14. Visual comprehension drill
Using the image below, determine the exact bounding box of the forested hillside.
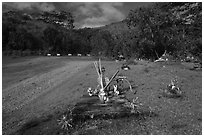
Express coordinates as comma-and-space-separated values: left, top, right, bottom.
2, 2, 202, 60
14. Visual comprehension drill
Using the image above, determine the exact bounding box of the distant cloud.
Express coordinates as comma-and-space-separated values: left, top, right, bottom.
4, 2, 55, 12
75, 3, 125, 28
3, 2, 151, 28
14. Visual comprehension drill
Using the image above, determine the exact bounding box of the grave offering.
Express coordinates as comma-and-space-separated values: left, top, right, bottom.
87, 59, 133, 103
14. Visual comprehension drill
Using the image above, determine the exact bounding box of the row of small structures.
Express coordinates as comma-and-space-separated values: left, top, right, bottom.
46, 53, 91, 57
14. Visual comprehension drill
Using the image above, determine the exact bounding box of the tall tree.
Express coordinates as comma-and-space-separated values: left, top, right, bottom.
126, 2, 202, 59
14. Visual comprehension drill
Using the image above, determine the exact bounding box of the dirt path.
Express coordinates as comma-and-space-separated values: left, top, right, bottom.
2, 59, 93, 134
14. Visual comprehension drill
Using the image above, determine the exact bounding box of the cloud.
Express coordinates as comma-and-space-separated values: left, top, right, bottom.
36, 3, 55, 11
3, 2, 127, 28
3, 2, 55, 12
54, 2, 152, 28
74, 3, 125, 28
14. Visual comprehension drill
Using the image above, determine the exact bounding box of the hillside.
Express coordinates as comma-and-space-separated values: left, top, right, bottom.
100, 20, 132, 34
2, 2, 202, 61
2, 10, 75, 55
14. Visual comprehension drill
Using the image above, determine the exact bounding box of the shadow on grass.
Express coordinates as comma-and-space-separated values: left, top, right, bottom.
16, 114, 53, 135
17, 95, 158, 135
161, 91, 184, 99
64, 95, 159, 131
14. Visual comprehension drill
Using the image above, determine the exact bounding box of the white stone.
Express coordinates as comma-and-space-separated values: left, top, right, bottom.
47, 53, 51, 56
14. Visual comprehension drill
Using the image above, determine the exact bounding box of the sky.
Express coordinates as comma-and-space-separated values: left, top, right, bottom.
3, 2, 152, 28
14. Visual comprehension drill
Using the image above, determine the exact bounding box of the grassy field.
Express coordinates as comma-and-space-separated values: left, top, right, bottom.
2, 56, 202, 135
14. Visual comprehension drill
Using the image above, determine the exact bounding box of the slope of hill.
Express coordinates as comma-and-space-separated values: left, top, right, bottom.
100, 21, 130, 33
98, 20, 138, 39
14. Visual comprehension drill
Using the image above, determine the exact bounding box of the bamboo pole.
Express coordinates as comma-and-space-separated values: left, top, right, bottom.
94, 60, 104, 90
103, 69, 120, 91
98, 58, 104, 90
94, 61, 100, 76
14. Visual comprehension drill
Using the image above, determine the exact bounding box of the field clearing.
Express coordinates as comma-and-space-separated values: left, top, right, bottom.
2, 56, 202, 135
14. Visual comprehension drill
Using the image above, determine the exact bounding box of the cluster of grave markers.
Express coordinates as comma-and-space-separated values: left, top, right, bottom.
46, 53, 91, 57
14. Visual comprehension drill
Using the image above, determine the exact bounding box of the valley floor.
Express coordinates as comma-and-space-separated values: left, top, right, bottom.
2, 56, 202, 135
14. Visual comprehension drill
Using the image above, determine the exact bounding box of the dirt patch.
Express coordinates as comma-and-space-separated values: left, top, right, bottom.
3, 60, 92, 113
17, 94, 158, 135
2, 57, 93, 134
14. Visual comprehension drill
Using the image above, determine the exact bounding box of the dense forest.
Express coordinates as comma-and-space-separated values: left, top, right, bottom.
2, 2, 202, 60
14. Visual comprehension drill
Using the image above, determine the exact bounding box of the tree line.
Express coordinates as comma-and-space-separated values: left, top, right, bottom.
2, 2, 202, 61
